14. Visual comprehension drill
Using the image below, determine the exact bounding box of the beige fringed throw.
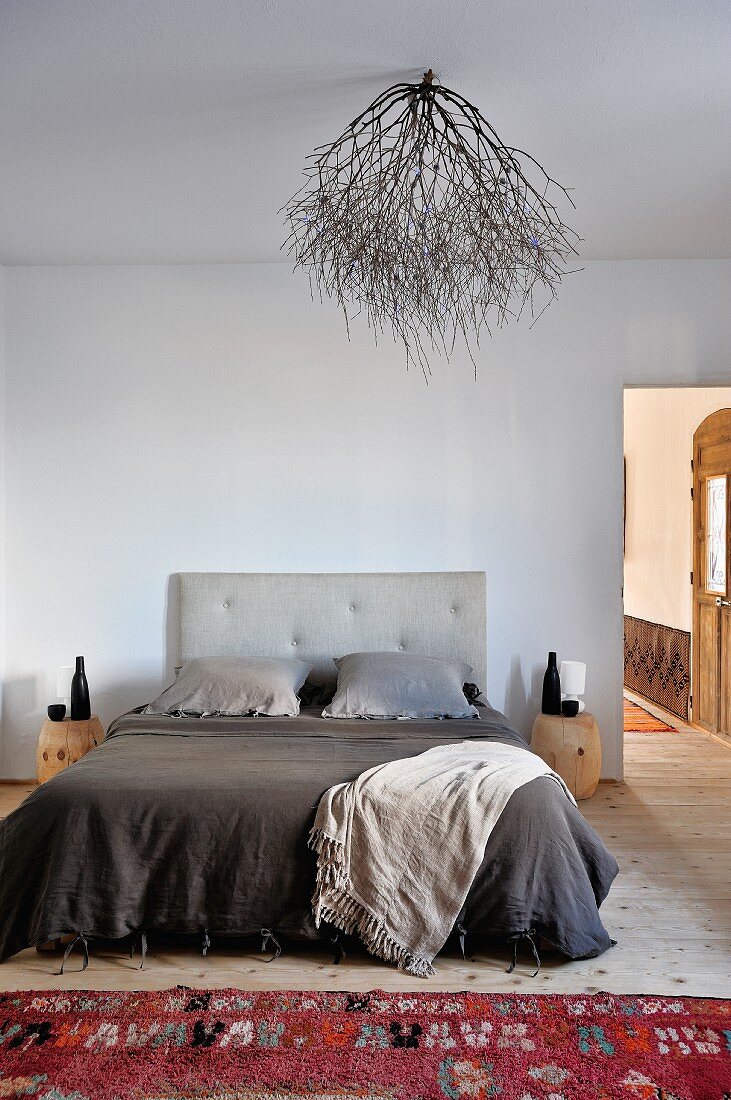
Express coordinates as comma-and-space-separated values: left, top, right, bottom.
310, 740, 575, 976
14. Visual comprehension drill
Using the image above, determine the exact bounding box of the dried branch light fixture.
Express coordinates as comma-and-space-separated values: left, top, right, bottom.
283, 68, 580, 377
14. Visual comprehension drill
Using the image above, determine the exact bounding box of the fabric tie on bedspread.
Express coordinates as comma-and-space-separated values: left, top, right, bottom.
310, 740, 575, 976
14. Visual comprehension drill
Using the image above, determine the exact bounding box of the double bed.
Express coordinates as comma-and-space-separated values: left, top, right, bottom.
0, 571, 618, 968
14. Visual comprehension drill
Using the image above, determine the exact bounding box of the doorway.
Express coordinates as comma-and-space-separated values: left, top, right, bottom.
623, 387, 731, 739
692, 409, 731, 736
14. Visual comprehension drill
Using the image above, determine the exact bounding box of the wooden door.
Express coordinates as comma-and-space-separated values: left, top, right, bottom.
692, 409, 731, 735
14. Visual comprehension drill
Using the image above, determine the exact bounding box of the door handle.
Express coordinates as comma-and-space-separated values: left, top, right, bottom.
715, 597, 731, 607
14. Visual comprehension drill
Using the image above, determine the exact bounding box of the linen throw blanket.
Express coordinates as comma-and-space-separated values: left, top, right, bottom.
310, 741, 575, 976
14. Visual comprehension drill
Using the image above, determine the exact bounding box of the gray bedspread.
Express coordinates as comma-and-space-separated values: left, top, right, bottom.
0, 705, 618, 963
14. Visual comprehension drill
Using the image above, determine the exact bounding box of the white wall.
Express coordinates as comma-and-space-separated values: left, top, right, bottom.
0, 265, 5, 748
1, 260, 729, 779
624, 387, 731, 632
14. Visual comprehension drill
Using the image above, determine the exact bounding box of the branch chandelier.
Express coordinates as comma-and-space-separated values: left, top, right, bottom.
283, 69, 580, 377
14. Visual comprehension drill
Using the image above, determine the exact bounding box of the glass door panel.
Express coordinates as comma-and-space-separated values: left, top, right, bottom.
706, 475, 727, 595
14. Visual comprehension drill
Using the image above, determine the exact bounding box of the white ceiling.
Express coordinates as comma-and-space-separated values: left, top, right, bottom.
1, 0, 729, 265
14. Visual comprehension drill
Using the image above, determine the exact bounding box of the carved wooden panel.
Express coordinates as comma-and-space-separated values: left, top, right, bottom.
623, 615, 690, 721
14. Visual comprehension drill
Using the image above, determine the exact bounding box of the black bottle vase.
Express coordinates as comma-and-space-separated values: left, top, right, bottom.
541, 651, 562, 715
70, 656, 91, 720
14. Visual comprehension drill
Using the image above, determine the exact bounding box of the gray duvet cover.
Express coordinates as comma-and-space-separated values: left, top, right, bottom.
0, 705, 618, 964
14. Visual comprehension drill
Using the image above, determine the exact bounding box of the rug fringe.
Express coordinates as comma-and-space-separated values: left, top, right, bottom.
308, 827, 435, 978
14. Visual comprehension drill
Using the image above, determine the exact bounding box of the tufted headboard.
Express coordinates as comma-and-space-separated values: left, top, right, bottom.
177, 572, 487, 691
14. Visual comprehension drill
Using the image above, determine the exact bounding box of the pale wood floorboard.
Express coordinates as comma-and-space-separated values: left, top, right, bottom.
0, 726, 729, 996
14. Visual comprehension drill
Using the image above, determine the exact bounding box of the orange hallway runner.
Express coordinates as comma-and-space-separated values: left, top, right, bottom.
623, 697, 676, 732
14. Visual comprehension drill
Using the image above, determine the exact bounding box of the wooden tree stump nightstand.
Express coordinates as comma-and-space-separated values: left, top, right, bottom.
36, 715, 104, 784
530, 711, 601, 800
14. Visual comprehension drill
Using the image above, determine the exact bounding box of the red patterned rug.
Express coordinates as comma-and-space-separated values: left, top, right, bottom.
0, 988, 728, 1099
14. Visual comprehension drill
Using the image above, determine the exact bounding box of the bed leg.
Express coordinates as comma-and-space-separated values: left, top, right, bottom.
506, 928, 541, 978
56, 932, 89, 975
330, 933, 346, 964
260, 927, 282, 961
129, 930, 148, 969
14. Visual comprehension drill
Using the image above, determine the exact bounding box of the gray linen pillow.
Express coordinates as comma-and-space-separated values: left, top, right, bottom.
145, 656, 312, 717
323, 651, 479, 719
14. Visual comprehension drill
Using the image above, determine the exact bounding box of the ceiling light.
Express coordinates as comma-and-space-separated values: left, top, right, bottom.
283, 69, 579, 378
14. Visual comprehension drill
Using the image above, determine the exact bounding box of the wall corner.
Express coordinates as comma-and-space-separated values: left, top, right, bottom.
0, 264, 6, 776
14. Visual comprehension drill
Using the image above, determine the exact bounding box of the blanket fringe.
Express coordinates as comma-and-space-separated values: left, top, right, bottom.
308, 828, 351, 892
308, 827, 435, 978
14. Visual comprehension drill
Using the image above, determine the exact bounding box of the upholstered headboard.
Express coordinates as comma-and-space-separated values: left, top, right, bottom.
177, 572, 487, 691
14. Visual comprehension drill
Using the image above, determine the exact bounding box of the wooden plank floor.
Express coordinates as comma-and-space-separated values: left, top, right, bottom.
0, 721, 729, 996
